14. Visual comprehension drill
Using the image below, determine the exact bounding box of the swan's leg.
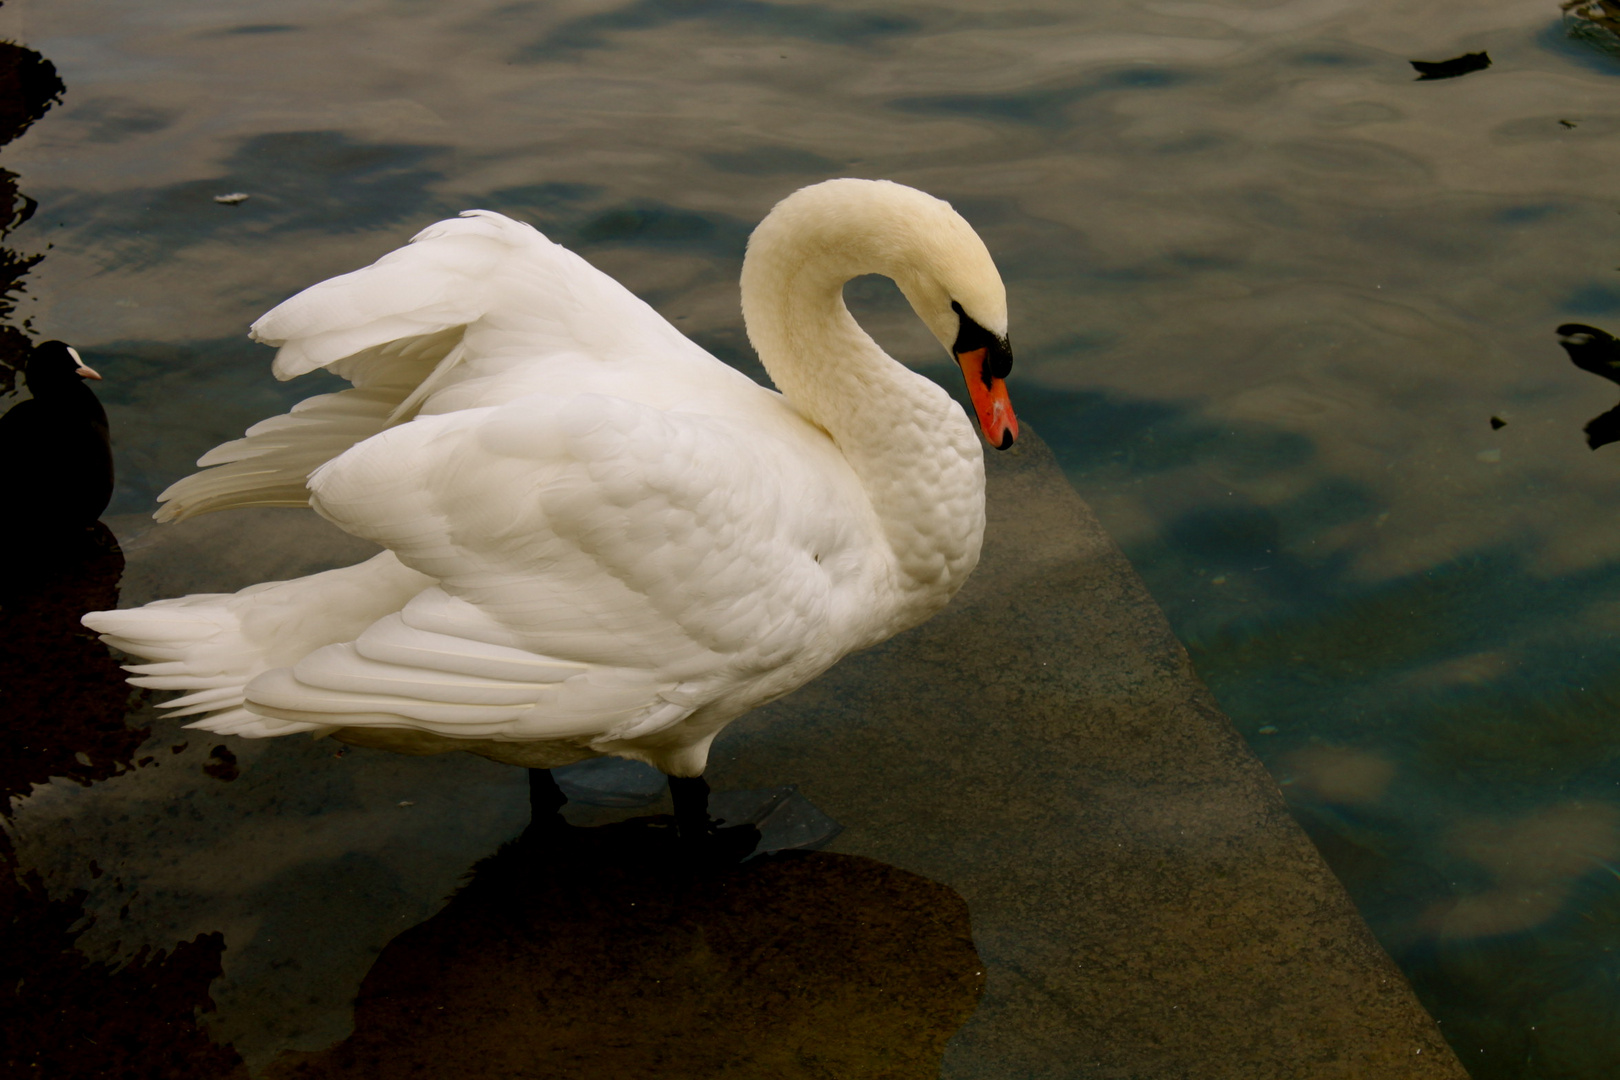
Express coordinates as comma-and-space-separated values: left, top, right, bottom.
528, 767, 567, 830
669, 775, 762, 863
668, 775, 713, 842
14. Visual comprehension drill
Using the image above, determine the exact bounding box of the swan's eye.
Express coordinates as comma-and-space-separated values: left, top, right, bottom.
950, 301, 1012, 383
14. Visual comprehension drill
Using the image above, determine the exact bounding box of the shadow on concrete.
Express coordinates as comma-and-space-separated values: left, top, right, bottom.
265, 820, 983, 1079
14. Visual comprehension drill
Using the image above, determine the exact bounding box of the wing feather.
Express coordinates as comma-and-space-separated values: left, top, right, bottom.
239, 391, 866, 747
156, 212, 572, 522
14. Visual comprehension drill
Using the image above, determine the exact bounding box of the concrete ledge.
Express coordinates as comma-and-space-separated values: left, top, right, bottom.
716, 431, 1469, 1078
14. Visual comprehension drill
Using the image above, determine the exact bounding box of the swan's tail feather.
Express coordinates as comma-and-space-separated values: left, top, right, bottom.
82, 599, 324, 736
82, 552, 435, 738
220, 592, 695, 745
185, 710, 324, 738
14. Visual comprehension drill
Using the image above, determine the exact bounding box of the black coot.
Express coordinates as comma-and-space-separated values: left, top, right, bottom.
0, 340, 113, 530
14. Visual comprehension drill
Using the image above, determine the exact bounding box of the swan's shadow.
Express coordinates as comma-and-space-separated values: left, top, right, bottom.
264, 819, 985, 1080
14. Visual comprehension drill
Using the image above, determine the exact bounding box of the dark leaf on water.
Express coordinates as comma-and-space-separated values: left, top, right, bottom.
1557, 324, 1620, 448
1558, 323, 1620, 383
1409, 51, 1491, 80
1584, 401, 1620, 449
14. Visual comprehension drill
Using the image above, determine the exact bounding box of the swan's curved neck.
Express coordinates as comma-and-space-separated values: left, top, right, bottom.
740, 204, 986, 610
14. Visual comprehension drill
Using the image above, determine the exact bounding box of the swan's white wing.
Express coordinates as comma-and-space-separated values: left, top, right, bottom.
155, 329, 461, 521
241, 391, 870, 749
157, 210, 707, 522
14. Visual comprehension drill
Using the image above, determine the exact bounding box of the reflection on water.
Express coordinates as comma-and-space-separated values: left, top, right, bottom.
1, 0, 1620, 1072
0, 523, 131, 803
1438, 801, 1619, 939
264, 826, 982, 1080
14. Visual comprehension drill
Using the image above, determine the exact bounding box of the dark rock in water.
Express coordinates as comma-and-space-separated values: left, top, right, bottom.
1409, 51, 1491, 80
0, 339, 113, 530
1556, 323, 1620, 448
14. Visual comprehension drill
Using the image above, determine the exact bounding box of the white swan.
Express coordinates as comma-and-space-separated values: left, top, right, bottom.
82, 178, 1018, 801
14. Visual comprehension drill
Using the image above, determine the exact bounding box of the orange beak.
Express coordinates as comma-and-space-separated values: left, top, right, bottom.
956, 347, 1017, 450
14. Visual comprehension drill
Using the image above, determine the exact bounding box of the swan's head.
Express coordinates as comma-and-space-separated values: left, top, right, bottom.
744, 178, 1019, 449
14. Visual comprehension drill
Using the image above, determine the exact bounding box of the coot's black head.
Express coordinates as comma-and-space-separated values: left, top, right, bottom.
24, 340, 102, 393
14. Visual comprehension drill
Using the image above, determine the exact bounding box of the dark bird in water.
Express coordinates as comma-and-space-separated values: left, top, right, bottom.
1557, 323, 1620, 449
1409, 52, 1491, 80
0, 340, 113, 529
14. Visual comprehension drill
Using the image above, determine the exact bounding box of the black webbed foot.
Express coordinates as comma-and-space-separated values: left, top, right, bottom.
524, 765, 841, 867
669, 774, 762, 866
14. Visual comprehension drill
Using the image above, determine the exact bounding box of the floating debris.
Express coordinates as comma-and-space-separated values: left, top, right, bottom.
213, 192, 250, 205
1560, 119, 1579, 129
1556, 323, 1620, 448
1490, 416, 1507, 429
1409, 51, 1491, 80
